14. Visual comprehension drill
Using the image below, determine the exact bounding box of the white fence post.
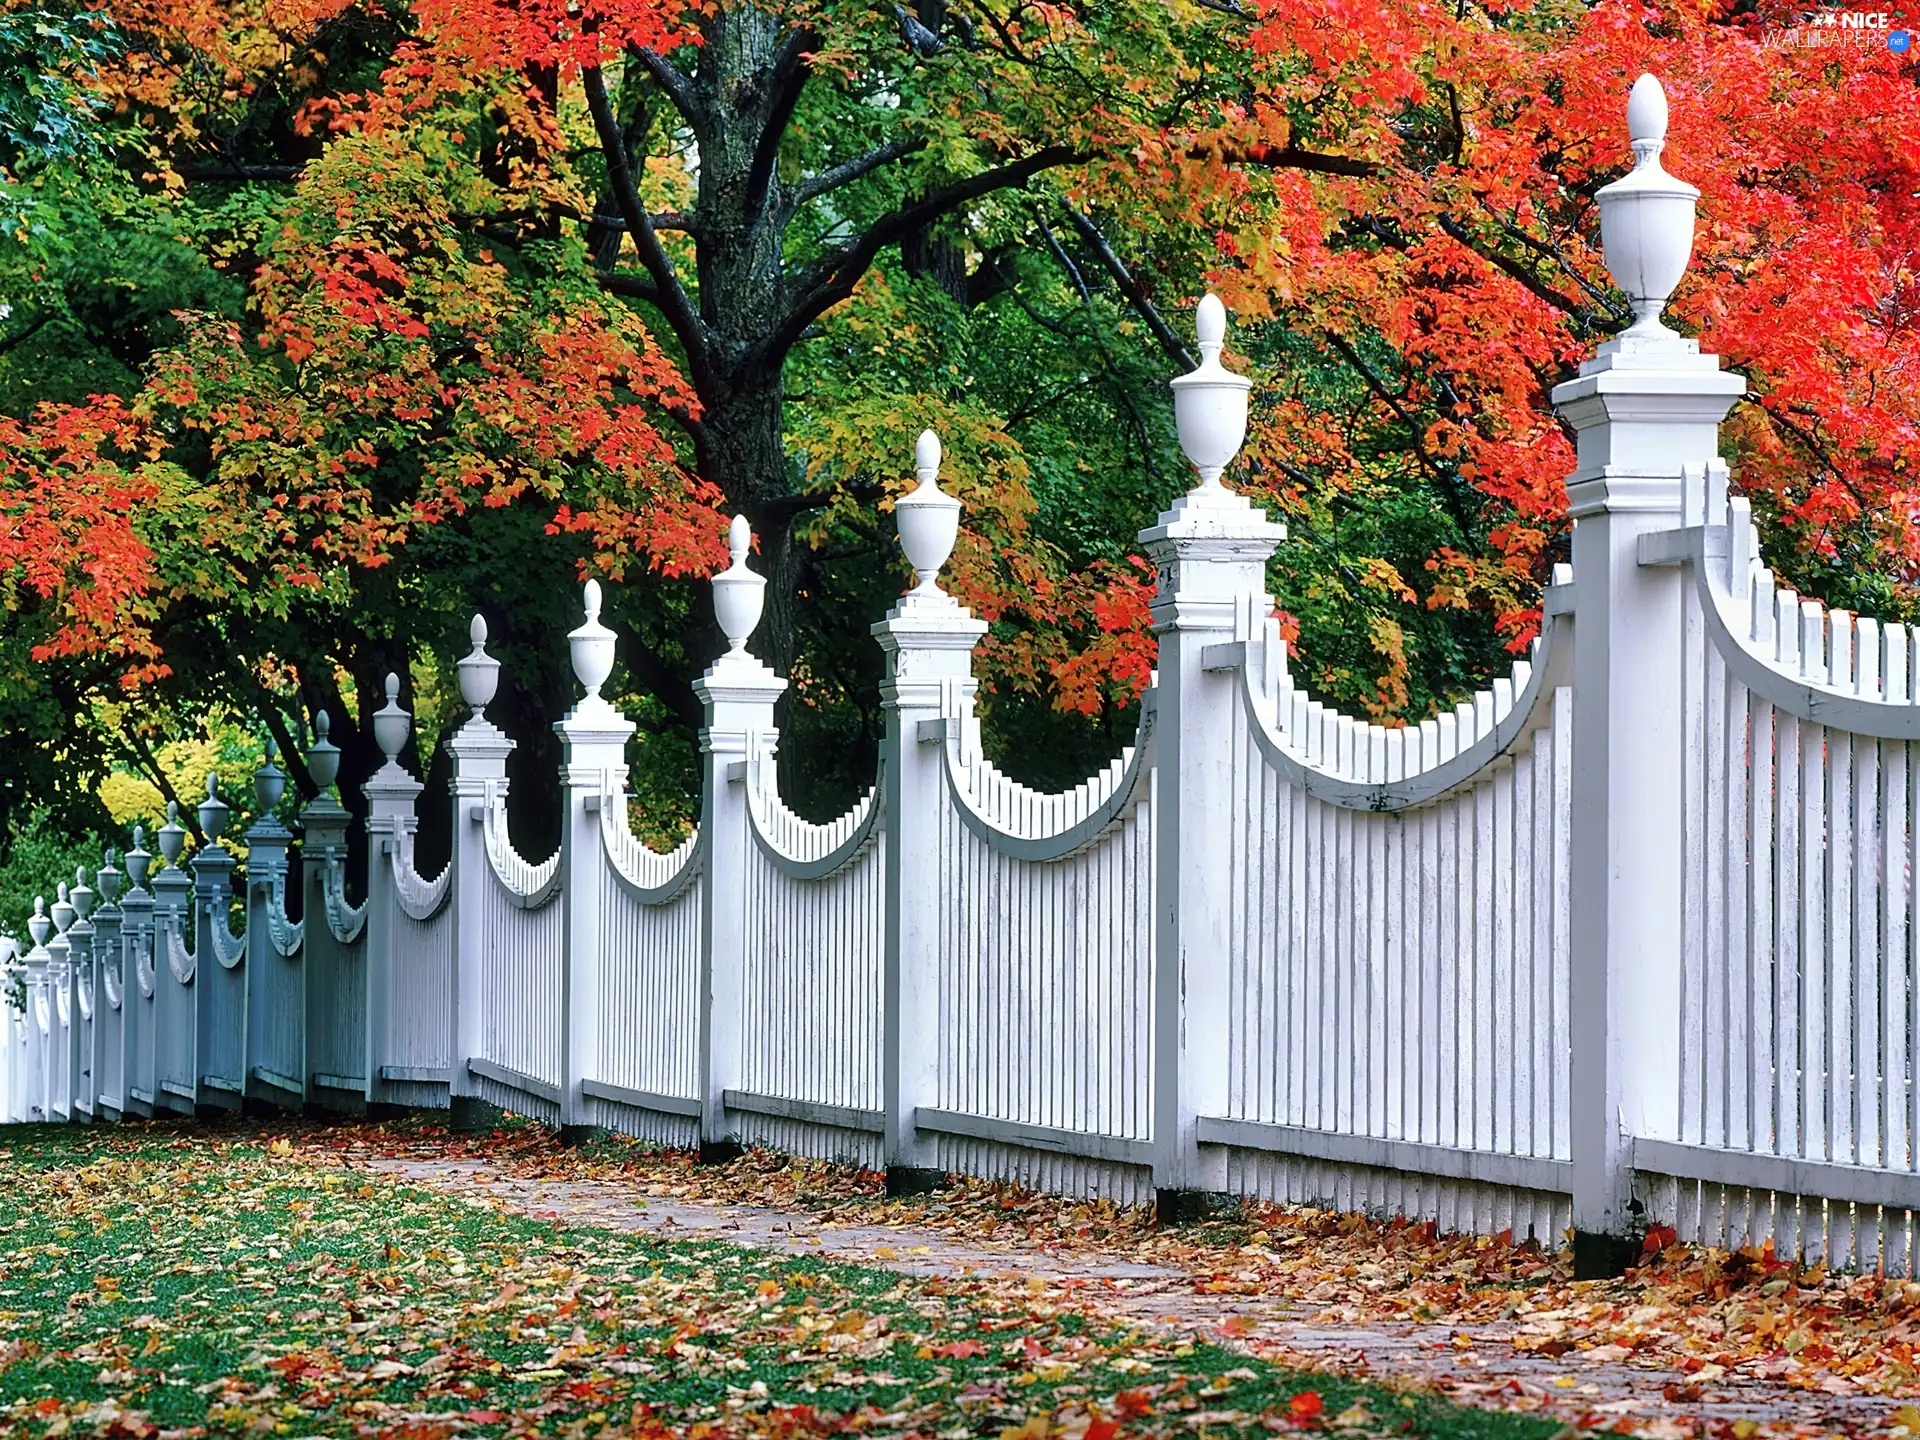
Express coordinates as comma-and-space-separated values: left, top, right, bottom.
876, 432, 987, 1194
119, 833, 155, 1117
0, 938, 17, 1124
191, 777, 244, 1112
244, 743, 301, 1111
363, 674, 425, 1113
693, 517, 785, 1160
150, 810, 194, 1116
448, 618, 512, 1129
46, 886, 74, 1122
68, 868, 97, 1121
1551, 75, 1745, 1273
90, 853, 124, 1121
1140, 297, 1287, 1217
300, 714, 364, 1111
20, 902, 52, 1122
556, 581, 635, 1142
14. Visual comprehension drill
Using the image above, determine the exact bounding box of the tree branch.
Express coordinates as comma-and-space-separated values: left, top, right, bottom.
1058, 203, 1195, 370
744, 25, 818, 220
770, 145, 1084, 364
583, 64, 711, 389
1765, 403, 1870, 513
177, 162, 306, 183
594, 271, 664, 304
630, 46, 706, 135
255, 697, 316, 803
122, 727, 203, 846
1324, 333, 1439, 482
791, 136, 927, 207
582, 209, 700, 232
0, 312, 52, 356
1222, 143, 1377, 178
756, 481, 886, 528
1434, 213, 1591, 324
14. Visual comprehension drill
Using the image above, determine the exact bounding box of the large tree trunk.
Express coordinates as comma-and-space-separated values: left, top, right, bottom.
685, 8, 808, 676
700, 374, 800, 672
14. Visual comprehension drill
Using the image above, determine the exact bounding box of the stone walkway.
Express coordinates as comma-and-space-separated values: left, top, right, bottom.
357, 1155, 1893, 1436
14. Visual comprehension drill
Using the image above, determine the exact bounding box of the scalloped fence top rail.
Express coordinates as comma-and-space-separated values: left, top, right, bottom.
9, 75, 1920, 1279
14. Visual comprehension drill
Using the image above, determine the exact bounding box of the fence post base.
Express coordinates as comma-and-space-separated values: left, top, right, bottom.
883, 1165, 945, 1197
1153, 1187, 1236, 1226
1572, 1230, 1640, 1279
449, 1093, 503, 1133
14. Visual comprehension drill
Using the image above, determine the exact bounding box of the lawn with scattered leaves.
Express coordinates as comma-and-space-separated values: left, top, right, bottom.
0, 1123, 1565, 1440
321, 1118, 1920, 1409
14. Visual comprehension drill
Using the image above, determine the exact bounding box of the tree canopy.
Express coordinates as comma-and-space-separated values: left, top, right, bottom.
2, 0, 1916, 866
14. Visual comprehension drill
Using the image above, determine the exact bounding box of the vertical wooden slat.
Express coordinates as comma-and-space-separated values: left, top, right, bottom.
1855, 619, 1882, 1174
1704, 616, 1730, 1149
1513, 746, 1536, 1159
1681, 577, 1706, 1145
1801, 600, 1829, 1173
1886, 631, 1913, 1187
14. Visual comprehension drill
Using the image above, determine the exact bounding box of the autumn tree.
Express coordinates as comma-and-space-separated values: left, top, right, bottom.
4, 0, 1919, 861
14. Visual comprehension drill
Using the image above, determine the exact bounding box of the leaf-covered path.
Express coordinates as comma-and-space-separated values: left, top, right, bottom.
349, 1153, 1890, 1438
0, 1120, 1913, 1440
318, 1123, 1914, 1439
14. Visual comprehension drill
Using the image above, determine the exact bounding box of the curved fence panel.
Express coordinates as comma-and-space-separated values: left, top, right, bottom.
594, 871, 703, 1141
478, 845, 563, 1121
1214, 595, 1575, 1244
735, 771, 885, 1166
927, 708, 1157, 1202
1642, 466, 1920, 1274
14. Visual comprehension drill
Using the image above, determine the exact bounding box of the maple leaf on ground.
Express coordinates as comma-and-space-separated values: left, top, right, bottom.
1288, 1389, 1326, 1424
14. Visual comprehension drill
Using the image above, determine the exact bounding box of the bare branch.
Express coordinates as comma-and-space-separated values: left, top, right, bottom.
1058, 203, 1195, 371
791, 136, 927, 208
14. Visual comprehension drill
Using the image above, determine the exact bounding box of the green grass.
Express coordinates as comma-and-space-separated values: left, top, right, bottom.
0, 1124, 1568, 1439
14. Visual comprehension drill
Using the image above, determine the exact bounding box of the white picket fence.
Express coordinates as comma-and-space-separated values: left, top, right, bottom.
7, 77, 1920, 1273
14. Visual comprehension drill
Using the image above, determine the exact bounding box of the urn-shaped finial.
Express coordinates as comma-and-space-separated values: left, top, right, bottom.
158, 802, 187, 868
126, 827, 151, 894
1596, 74, 1698, 340
51, 883, 73, 935
70, 866, 95, 921
457, 615, 500, 717
97, 850, 121, 906
1169, 295, 1252, 492
254, 736, 287, 813
306, 710, 340, 793
894, 430, 962, 594
372, 673, 411, 764
28, 897, 49, 948
569, 580, 617, 698
198, 772, 230, 842
711, 515, 767, 655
